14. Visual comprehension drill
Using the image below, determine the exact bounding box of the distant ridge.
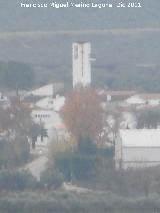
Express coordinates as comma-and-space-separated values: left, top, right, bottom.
0, 28, 160, 40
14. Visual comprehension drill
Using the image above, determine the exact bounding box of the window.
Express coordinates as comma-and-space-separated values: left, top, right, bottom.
74, 45, 78, 59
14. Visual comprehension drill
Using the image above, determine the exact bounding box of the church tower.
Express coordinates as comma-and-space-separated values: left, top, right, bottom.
72, 42, 91, 88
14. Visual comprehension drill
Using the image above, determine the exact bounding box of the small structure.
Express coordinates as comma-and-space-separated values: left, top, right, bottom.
115, 129, 160, 169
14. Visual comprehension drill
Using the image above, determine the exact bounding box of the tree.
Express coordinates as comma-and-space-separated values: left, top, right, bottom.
61, 86, 104, 149
104, 109, 121, 147
8, 97, 32, 136
9, 98, 47, 148
0, 106, 11, 133
0, 136, 30, 169
40, 168, 64, 189
2, 61, 35, 93
0, 97, 46, 149
28, 122, 48, 149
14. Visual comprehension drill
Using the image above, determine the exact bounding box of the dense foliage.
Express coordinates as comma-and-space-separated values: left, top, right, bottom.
0, 191, 160, 213
0, 170, 37, 191
0, 61, 35, 91
0, 137, 30, 169
52, 136, 113, 181
61, 87, 104, 146
40, 168, 64, 189
54, 151, 102, 181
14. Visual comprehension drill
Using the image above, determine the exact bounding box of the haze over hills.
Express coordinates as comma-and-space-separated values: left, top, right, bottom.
0, 0, 160, 91
0, 0, 160, 31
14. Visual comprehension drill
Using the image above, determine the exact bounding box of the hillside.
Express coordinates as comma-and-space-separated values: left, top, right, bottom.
1, 0, 160, 31
0, 0, 160, 91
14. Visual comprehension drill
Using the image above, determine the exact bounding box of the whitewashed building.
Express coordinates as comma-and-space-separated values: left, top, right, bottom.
26, 83, 66, 147
72, 42, 91, 87
32, 107, 65, 145
115, 129, 160, 169
28, 83, 64, 97
35, 95, 65, 112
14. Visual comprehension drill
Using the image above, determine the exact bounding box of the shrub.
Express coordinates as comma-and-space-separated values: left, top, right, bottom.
12, 135, 30, 166
0, 169, 37, 191
54, 152, 102, 181
78, 137, 97, 155
72, 154, 102, 180
98, 147, 114, 159
54, 152, 72, 181
0, 137, 30, 169
40, 168, 64, 189
0, 139, 14, 169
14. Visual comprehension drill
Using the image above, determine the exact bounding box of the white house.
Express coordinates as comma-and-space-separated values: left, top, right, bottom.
126, 95, 146, 105
115, 129, 160, 169
126, 93, 160, 107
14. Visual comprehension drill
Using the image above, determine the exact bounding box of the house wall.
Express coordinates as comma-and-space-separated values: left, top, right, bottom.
32, 109, 58, 126
122, 147, 160, 169
31, 109, 63, 145
115, 131, 160, 169
123, 147, 160, 162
